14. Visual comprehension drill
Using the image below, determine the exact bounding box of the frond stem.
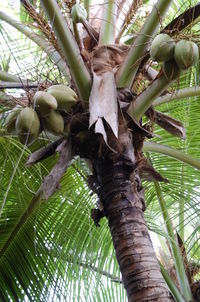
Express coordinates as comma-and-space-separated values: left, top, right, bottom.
143, 142, 200, 171
41, 0, 91, 103
154, 181, 192, 300
99, 0, 116, 46
116, 0, 173, 88
153, 86, 200, 107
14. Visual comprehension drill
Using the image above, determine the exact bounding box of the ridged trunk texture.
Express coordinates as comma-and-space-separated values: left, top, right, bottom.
94, 155, 174, 301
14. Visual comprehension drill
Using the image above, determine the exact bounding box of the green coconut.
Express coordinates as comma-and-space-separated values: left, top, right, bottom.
42, 111, 64, 135
5, 105, 21, 133
33, 91, 57, 117
163, 59, 181, 82
16, 107, 40, 144
174, 40, 199, 70
150, 34, 175, 62
47, 85, 78, 112
71, 3, 87, 24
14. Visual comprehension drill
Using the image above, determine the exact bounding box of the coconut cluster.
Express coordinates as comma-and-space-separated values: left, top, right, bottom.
150, 34, 199, 80
5, 85, 78, 144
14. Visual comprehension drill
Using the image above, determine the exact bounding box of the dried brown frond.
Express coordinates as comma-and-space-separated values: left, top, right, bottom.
20, 0, 61, 55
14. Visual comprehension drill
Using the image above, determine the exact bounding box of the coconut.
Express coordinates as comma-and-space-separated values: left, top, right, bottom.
163, 59, 181, 82
42, 111, 64, 135
174, 40, 199, 70
47, 85, 78, 112
150, 34, 175, 62
33, 91, 57, 117
5, 105, 21, 133
71, 3, 87, 24
15, 107, 40, 144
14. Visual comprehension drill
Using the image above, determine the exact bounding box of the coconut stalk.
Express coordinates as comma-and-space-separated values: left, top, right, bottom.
143, 142, 200, 171
116, 0, 173, 88
154, 180, 192, 300
99, 0, 116, 45
0, 11, 70, 80
195, 62, 200, 85
179, 164, 185, 241
41, 0, 91, 103
127, 67, 180, 121
83, 0, 91, 19
160, 264, 186, 302
153, 86, 200, 106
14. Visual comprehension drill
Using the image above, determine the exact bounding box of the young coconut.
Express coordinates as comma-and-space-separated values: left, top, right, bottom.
163, 59, 181, 82
42, 110, 64, 135
15, 107, 40, 144
174, 40, 199, 70
5, 105, 21, 133
47, 85, 78, 112
33, 91, 57, 117
71, 3, 87, 24
150, 34, 175, 62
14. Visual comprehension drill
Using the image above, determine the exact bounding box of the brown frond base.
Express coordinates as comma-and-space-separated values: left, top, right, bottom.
91, 208, 105, 227
192, 281, 200, 302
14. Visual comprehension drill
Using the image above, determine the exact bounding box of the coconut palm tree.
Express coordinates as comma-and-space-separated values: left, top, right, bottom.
0, 0, 200, 301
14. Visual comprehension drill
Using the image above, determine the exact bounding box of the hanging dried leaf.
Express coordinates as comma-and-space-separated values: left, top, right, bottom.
117, 87, 135, 109
89, 71, 118, 140
91, 208, 105, 227
82, 20, 99, 43
26, 138, 63, 166
89, 45, 129, 144
41, 139, 72, 199
147, 108, 186, 139
138, 158, 168, 183
95, 118, 109, 142
144, 64, 159, 80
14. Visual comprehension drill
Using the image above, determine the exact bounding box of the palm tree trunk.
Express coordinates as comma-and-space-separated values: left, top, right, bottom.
93, 130, 174, 301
